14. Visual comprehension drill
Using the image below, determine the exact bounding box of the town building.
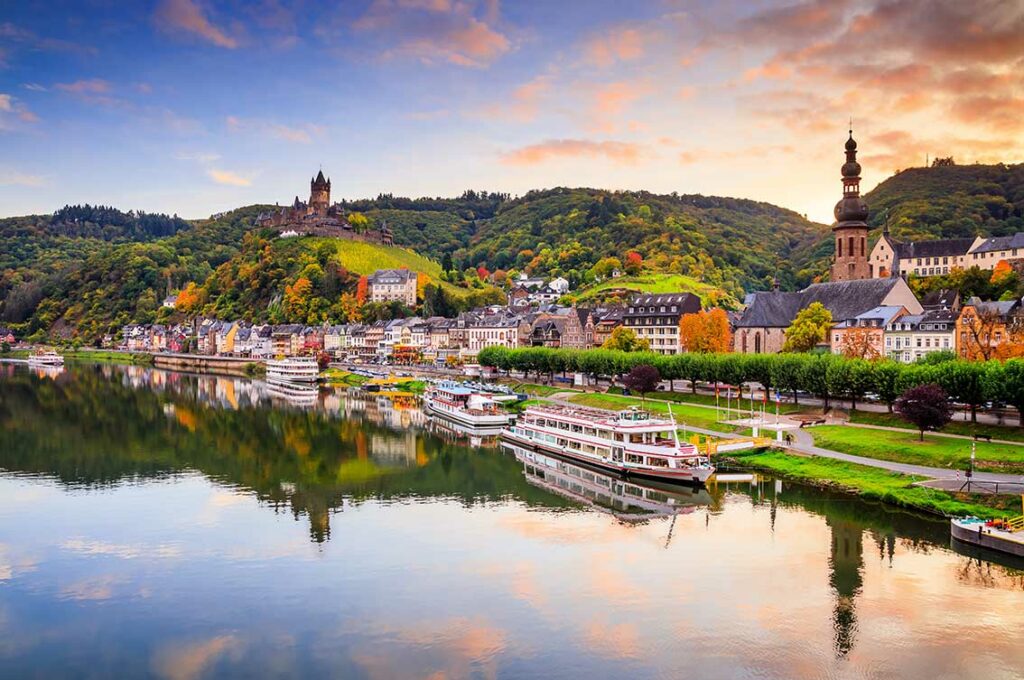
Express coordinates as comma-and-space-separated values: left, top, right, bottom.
736, 277, 922, 354
831, 129, 871, 282
367, 269, 417, 308
830, 306, 907, 358
957, 297, 1023, 360
623, 293, 702, 354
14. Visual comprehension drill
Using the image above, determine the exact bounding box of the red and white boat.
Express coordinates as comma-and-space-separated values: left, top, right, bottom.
501, 403, 714, 485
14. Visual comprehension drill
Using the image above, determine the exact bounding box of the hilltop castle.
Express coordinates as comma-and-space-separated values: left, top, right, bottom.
256, 170, 393, 245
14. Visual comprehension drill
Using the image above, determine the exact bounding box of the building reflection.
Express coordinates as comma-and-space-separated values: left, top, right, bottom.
828, 518, 863, 657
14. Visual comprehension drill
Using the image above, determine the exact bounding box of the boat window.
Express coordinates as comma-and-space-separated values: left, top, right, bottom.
625, 454, 643, 464
646, 457, 669, 467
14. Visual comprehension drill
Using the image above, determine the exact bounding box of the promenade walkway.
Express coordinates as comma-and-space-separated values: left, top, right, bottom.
542, 392, 1024, 493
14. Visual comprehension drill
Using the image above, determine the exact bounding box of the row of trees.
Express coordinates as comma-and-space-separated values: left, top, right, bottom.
477, 346, 1024, 426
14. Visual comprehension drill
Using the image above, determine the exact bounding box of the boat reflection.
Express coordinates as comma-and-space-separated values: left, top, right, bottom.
427, 414, 504, 447
265, 380, 319, 406
503, 442, 712, 520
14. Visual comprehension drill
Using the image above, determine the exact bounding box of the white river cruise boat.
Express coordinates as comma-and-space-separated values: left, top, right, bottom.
27, 350, 64, 367
501, 403, 715, 485
423, 381, 513, 427
266, 356, 319, 385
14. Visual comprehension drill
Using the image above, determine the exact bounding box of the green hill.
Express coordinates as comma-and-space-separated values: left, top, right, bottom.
803, 162, 1024, 280
567, 273, 740, 309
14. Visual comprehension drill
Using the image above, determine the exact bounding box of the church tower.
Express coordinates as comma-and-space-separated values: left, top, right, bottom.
831, 129, 871, 281
310, 170, 331, 213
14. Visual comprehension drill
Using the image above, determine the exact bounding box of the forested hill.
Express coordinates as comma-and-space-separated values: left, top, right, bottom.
802, 162, 1024, 278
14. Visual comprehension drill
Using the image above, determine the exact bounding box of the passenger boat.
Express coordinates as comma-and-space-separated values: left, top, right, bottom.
423, 380, 513, 427
505, 442, 710, 519
501, 403, 715, 485
266, 356, 319, 384
27, 350, 64, 367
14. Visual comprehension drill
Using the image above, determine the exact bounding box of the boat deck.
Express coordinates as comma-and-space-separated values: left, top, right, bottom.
951, 518, 1024, 557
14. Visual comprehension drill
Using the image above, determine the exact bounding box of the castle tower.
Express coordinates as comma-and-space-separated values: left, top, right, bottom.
310, 170, 331, 213
831, 129, 871, 281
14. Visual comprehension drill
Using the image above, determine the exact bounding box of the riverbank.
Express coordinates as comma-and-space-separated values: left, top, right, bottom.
725, 449, 1020, 520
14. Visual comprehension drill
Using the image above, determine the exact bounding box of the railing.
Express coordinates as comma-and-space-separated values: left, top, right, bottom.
1007, 516, 1024, 533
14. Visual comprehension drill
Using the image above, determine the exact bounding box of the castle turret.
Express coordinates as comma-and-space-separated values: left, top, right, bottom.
831, 129, 871, 281
310, 170, 331, 213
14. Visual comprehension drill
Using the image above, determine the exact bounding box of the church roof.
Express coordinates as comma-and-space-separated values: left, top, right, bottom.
738, 277, 909, 328
972, 233, 1024, 254
893, 238, 975, 260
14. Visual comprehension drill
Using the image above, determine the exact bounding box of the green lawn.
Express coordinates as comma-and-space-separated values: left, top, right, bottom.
571, 273, 736, 307
64, 350, 153, 365
606, 386, 805, 414
847, 409, 1024, 443
728, 449, 1019, 520
505, 382, 581, 397
810, 425, 1024, 474
566, 392, 745, 434
285, 237, 490, 301
323, 368, 369, 386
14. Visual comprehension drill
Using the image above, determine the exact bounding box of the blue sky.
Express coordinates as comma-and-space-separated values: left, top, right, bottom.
1, 0, 1021, 221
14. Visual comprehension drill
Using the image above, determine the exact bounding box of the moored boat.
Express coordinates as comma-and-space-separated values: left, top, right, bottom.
423, 380, 513, 427
501, 402, 714, 485
27, 350, 64, 367
266, 356, 319, 384
951, 516, 1024, 558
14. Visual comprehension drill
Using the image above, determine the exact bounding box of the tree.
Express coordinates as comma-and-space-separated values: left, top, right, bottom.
838, 326, 882, 360
624, 250, 643, 275
895, 384, 953, 441
355, 276, 369, 304
935, 360, 989, 423
873, 361, 902, 412
348, 212, 370, 233
590, 256, 622, 280
602, 326, 650, 352
989, 359, 1024, 428
679, 309, 732, 353
0, 341, 9, 354
623, 364, 660, 403
441, 252, 454, 274
782, 302, 832, 352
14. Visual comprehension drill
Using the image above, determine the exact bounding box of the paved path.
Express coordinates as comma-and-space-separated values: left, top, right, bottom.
841, 421, 1024, 447
544, 392, 1024, 492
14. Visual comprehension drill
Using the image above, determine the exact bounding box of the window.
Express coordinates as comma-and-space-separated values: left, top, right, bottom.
838, 239, 843, 257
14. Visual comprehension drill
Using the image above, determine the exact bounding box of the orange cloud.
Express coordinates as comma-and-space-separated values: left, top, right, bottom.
226, 116, 323, 143
150, 635, 242, 680
502, 139, 647, 165
207, 169, 250, 186
154, 0, 239, 49
950, 94, 1024, 133
582, 26, 645, 67
353, 0, 511, 68
54, 78, 111, 94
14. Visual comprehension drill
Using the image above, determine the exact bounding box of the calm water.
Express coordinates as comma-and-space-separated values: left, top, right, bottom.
2, 364, 1024, 679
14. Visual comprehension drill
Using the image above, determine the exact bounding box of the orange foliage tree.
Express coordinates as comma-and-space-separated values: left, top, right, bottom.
679, 309, 732, 353
355, 275, 368, 304
284, 277, 312, 320
174, 282, 203, 313
839, 326, 882, 360
624, 250, 643, 275
416, 272, 430, 302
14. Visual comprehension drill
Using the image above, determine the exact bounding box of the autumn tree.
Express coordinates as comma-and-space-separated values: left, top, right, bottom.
284, 277, 313, 321
174, 282, 204, 313
895, 384, 952, 441
624, 250, 643, 275
348, 212, 369, 233
838, 326, 882, 360
602, 326, 649, 352
623, 364, 660, 403
783, 302, 832, 352
355, 275, 369, 304
680, 308, 732, 353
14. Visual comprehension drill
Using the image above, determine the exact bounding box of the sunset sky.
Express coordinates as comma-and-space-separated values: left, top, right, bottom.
1, 0, 1021, 222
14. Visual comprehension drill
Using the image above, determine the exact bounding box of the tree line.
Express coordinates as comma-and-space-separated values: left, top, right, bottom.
477, 347, 1024, 426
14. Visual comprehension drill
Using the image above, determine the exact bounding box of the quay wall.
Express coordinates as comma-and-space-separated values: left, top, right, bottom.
152, 353, 262, 376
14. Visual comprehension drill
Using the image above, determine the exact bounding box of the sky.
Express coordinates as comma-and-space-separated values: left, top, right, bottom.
0, 0, 1022, 222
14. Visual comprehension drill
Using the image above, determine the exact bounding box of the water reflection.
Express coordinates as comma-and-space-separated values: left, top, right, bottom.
3, 363, 1024, 678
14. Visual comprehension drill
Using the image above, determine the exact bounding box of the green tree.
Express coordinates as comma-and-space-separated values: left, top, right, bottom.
873, 361, 902, 412
601, 326, 650, 352
987, 360, 1024, 428
782, 302, 832, 353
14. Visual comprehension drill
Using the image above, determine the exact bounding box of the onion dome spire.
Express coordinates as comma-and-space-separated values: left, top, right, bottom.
833, 126, 869, 227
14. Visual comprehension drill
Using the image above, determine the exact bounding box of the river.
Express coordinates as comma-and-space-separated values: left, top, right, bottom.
1, 362, 1023, 679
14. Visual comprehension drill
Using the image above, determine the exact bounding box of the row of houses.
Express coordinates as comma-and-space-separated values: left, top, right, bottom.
116, 292, 706, 363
